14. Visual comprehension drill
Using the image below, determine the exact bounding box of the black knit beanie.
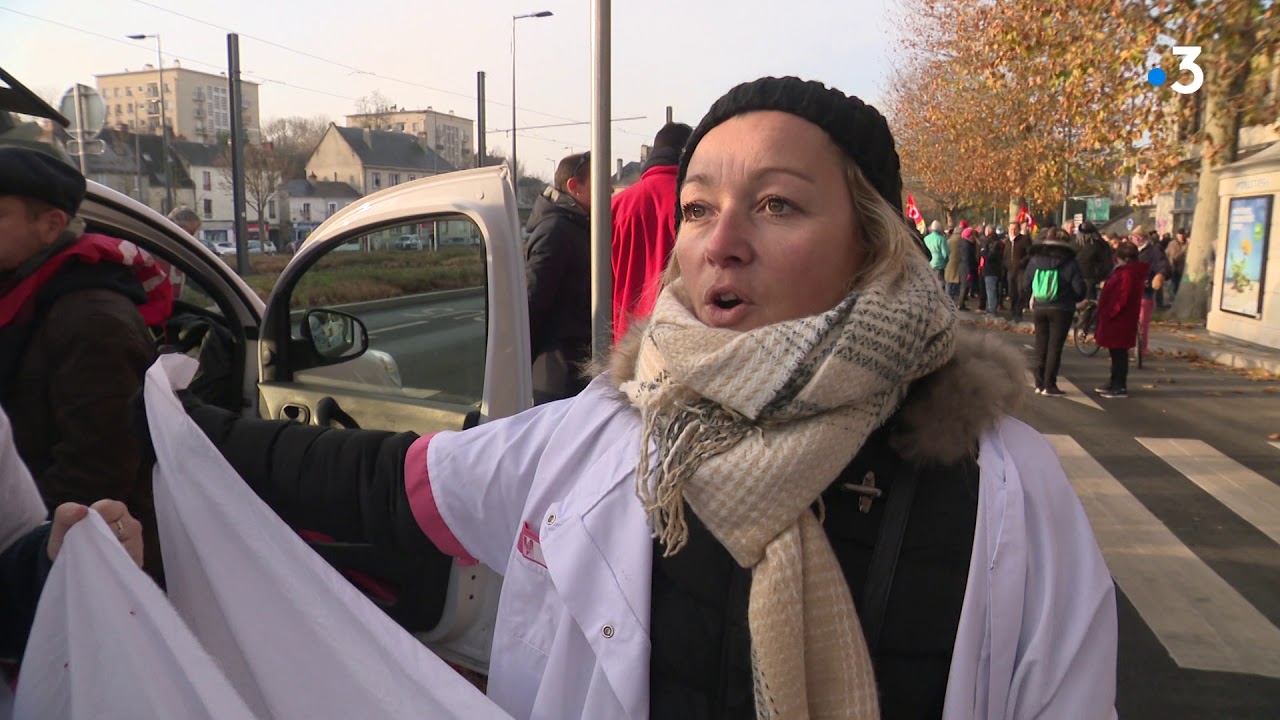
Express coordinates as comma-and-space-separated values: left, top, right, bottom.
675, 77, 903, 229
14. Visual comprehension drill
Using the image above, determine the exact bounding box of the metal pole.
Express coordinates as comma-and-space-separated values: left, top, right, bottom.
228, 34, 250, 276
476, 71, 487, 168
156, 36, 173, 213
590, 0, 612, 362
72, 84, 87, 175
511, 17, 518, 185
666, 105, 672, 125
134, 103, 143, 201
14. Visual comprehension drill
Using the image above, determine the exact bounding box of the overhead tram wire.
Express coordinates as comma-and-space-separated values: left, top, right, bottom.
129, 0, 647, 137
0, 8, 360, 104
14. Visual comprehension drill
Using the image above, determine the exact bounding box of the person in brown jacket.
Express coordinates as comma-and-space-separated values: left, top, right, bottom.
0, 148, 171, 582
1003, 221, 1033, 322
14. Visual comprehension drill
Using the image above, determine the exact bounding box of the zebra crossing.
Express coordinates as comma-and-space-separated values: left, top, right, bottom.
1048, 434, 1280, 680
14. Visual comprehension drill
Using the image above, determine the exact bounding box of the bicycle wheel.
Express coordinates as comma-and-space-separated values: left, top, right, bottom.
1074, 307, 1101, 356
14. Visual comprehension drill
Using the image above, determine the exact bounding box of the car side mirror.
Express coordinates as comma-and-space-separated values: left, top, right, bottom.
301, 309, 369, 364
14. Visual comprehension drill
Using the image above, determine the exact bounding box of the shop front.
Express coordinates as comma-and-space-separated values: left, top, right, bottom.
1210, 143, 1280, 349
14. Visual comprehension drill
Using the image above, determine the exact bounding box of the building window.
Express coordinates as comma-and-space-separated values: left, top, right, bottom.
127, 103, 133, 113
372, 172, 381, 189
408, 175, 416, 181
413, 122, 420, 132
302, 202, 311, 220
328, 202, 336, 216
268, 201, 276, 219
202, 171, 211, 191
126, 87, 132, 97
203, 199, 213, 219
389, 173, 400, 186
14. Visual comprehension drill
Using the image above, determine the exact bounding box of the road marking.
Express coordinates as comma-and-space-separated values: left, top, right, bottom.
1023, 344, 1034, 350
1048, 435, 1280, 679
1271, 441, 1280, 453
368, 320, 429, 336
1137, 438, 1280, 546
1028, 374, 1103, 411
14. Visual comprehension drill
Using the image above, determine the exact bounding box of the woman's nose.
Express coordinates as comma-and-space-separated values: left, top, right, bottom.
703, 207, 754, 268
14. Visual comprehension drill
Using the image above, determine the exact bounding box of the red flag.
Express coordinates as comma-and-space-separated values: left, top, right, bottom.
905, 194, 926, 234
1016, 205, 1038, 236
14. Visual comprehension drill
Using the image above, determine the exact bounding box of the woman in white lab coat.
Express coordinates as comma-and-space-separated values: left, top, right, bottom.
184, 77, 1117, 720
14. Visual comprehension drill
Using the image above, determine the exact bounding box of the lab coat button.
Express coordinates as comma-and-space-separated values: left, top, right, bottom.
546, 513, 556, 526
602, 625, 615, 639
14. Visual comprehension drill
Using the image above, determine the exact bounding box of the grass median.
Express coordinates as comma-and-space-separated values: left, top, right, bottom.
239, 248, 486, 307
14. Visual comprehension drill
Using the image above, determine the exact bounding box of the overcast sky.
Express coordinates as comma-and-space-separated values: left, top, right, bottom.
3, 0, 904, 180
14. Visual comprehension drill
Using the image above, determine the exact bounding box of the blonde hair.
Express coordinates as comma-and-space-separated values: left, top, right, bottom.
662, 158, 917, 292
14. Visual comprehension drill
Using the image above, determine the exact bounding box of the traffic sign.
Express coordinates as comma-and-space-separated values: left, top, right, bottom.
57, 84, 104, 140
1126, 218, 1135, 231
66, 139, 107, 157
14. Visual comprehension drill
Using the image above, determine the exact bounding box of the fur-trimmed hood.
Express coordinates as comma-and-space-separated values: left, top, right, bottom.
602, 323, 1026, 467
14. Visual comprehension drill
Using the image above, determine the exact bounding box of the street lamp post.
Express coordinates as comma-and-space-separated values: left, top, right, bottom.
511, 11, 553, 195
128, 33, 173, 213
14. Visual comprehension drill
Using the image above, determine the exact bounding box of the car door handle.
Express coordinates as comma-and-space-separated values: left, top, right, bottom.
280, 404, 310, 424
315, 397, 360, 429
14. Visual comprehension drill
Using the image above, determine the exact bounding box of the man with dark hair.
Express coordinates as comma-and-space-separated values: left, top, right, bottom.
610, 122, 693, 343
0, 147, 172, 581
525, 151, 592, 402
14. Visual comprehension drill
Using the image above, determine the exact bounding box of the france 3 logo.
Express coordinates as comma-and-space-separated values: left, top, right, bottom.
1147, 46, 1204, 95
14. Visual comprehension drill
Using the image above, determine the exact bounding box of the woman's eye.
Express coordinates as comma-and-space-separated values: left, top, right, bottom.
681, 202, 707, 221
764, 196, 790, 214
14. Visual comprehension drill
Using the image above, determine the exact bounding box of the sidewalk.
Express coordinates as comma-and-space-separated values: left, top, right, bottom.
959, 309, 1280, 377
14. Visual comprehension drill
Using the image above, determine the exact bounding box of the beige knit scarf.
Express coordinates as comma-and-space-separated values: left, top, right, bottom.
621, 254, 956, 719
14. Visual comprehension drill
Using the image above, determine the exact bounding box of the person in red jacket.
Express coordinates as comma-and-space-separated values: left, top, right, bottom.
610, 122, 693, 343
1094, 241, 1148, 399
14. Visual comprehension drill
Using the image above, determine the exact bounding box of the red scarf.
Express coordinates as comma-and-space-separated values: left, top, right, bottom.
0, 234, 174, 328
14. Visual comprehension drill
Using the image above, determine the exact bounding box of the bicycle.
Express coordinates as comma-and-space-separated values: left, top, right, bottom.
1073, 300, 1101, 356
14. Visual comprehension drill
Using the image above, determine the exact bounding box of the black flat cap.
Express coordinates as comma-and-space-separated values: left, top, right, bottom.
0, 147, 87, 216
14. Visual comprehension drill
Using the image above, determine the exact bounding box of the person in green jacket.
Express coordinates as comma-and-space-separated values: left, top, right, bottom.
923, 220, 949, 282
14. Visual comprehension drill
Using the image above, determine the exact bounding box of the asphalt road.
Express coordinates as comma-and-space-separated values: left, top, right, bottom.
349, 292, 487, 401
976, 324, 1280, 719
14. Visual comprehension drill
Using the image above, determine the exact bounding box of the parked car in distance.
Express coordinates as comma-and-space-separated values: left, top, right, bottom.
213, 241, 236, 256
263, 240, 277, 255
396, 234, 422, 250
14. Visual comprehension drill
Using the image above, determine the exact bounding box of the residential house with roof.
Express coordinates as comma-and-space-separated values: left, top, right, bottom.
275, 177, 362, 249
57, 124, 194, 215
171, 140, 236, 246
304, 124, 457, 197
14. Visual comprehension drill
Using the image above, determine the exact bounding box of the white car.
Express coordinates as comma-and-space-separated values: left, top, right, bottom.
212, 241, 237, 256
5, 81, 529, 673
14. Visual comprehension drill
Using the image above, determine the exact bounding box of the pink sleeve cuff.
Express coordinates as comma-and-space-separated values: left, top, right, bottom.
404, 433, 478, 566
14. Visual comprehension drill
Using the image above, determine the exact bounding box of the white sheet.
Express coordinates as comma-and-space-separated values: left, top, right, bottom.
144, 354, 507, 719
13, 511, 256, 719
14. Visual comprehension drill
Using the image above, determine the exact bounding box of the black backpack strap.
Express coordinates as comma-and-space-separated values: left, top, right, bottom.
859, 465, 919, 654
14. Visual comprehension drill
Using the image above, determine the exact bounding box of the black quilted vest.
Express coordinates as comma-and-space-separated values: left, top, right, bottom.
648, 427, 980, 719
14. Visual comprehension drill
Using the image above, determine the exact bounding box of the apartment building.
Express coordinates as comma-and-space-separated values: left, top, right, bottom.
345, 107, 473, 170
96, 62, 261, 145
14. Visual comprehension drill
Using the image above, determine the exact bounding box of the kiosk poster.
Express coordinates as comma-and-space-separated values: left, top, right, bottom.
1221, 195, 1271, 318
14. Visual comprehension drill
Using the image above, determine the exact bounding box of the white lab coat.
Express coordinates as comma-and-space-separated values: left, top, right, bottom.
424, 378, 1117, 720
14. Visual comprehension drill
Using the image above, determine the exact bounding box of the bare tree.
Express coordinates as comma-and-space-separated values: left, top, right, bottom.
218, 143, 284, 243
351, 91, 395, 130
262, 115, 330, 179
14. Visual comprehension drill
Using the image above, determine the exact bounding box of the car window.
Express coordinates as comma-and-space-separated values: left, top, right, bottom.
289, 214, 487, 406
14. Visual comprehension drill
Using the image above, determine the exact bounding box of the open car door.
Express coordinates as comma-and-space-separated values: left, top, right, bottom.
258, 166, 530, 672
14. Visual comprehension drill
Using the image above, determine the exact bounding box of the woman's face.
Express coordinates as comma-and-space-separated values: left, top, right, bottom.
674, 111, 862, 332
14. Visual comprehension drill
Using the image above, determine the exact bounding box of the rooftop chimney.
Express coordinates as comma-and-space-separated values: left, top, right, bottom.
616, 159, 623, 176
363, 127, 372, 148
640, 144, 651, 163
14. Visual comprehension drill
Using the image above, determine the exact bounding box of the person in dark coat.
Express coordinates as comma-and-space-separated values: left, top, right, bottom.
525, 151, 593, 403
1094, 242, 1148, 399
1004, 221, 1033, 322
944, 228, 973, 309
0, 147, 171, 582
979, 229, 1005, 313
1022, 229, 1087, 396
1131, 226, 1172, 355
1075, 222, 1114, 300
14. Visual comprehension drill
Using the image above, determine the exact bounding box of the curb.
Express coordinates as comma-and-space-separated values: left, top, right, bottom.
960, 314, 1280, 377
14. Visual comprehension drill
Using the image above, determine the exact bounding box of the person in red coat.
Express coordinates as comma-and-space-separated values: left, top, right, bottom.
610, 122, 693, 343
1094, 241, 1147, 399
